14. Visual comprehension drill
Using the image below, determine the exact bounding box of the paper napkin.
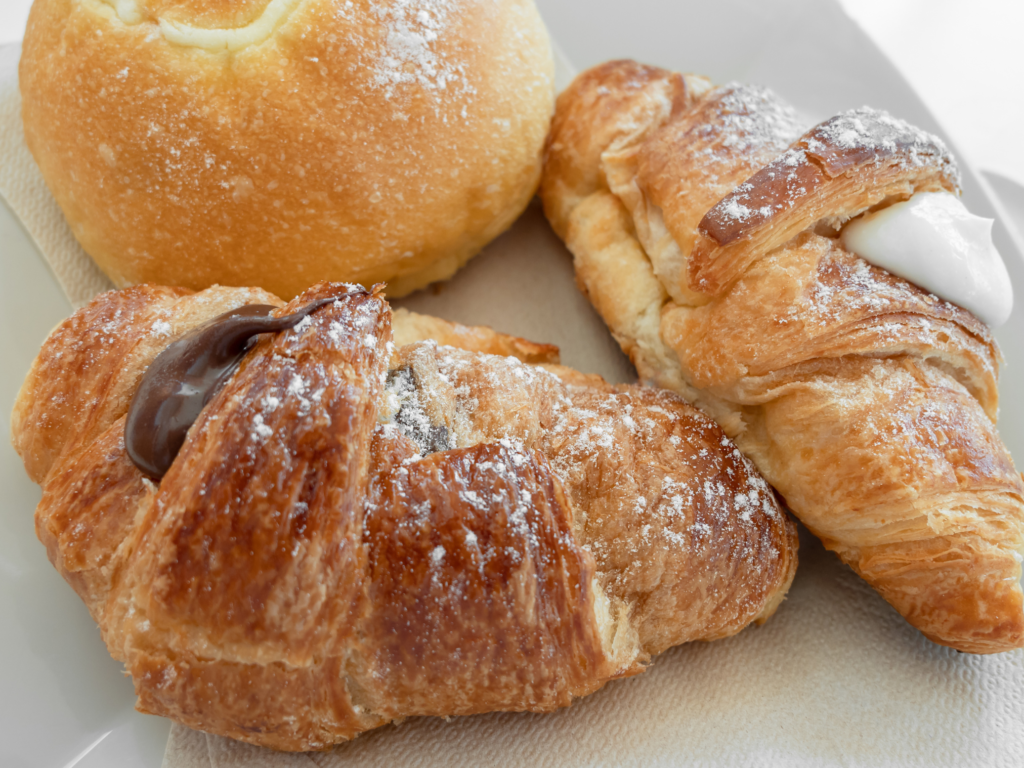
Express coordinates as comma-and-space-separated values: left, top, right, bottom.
2, 37, 1023, 768
0, 44, 114, 308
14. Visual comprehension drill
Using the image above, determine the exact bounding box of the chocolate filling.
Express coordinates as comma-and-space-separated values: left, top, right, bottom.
385, 366, 452, 455
125, 298, 337, 478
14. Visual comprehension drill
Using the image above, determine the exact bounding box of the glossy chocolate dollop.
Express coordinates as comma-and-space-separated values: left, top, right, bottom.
125, 298, 337, 478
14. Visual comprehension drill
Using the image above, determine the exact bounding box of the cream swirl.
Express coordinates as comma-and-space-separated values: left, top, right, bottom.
841, 191, 1013, 327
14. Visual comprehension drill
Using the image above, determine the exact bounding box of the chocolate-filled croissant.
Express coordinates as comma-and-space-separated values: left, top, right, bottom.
541, 60, 1024, 653
11, 282, 796, 751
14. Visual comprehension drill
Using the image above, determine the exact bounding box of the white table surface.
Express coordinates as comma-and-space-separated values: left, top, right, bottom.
837, 0, 1024, 190
2, 0, 1022, 190
1, 2, 1023, 767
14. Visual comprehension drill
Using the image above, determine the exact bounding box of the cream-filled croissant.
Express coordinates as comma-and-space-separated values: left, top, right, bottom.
11, 282, 797, 751
541, 60, 1024, 654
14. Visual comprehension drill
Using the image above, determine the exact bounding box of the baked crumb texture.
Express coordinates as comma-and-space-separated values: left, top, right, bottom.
19, 0, 555, 298
11, 282, 797, 751
540, 59, 1024, 655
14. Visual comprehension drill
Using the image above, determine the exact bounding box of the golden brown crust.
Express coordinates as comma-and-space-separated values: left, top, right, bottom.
541, 60, 690, 240
12, 282, 797, 750
405, 343, 798, 654
19, 0, 554, 299
661, 232, 999, 415
690, 108, 962, 297
390, 307, 560, 365
11, 283, 279, 484
360, 441, 609, 716
12, 285, 185, 484
34, 417, 151, 622
748, 357, 1024, 653
541, 59, 1024, 654
130, 650, 379, 750
636, 83, 804, 298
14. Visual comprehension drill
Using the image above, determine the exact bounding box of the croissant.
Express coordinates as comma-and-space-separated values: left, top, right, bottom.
11, 281, 797, 751
541, 60, 1024, 654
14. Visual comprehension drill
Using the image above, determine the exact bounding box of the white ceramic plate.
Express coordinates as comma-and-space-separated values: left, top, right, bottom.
2, 0, 1023, 766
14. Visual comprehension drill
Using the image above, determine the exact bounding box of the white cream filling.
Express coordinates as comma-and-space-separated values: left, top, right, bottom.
108, 0, 142, 24
94, 0, 302, 51
160, 0, 302, 51
841, 191, 1014, 327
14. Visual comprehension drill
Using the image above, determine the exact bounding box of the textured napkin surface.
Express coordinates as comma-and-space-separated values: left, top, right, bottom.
0, 44, 114, 308
2, 39, 1023, 768
159, 530, 1024, 768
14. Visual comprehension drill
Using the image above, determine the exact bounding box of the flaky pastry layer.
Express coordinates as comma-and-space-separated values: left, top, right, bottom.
541, 60, 1024, 654
12, 282, 797, 750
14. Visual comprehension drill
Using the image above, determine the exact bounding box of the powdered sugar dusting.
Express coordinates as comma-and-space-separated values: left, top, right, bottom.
711, 84, 804, 155
698, 105, 961, 261
381, 365, 452, 454
376, 342, 792, 641
346, 0, 472, 102
430, 544, 446, 565
806, 106, 961, 189
720, 197, 753, 223
685, 83, 804, 193
639, 82, 806, 253
150, 319, 172, 338
708, 147, 814, 231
